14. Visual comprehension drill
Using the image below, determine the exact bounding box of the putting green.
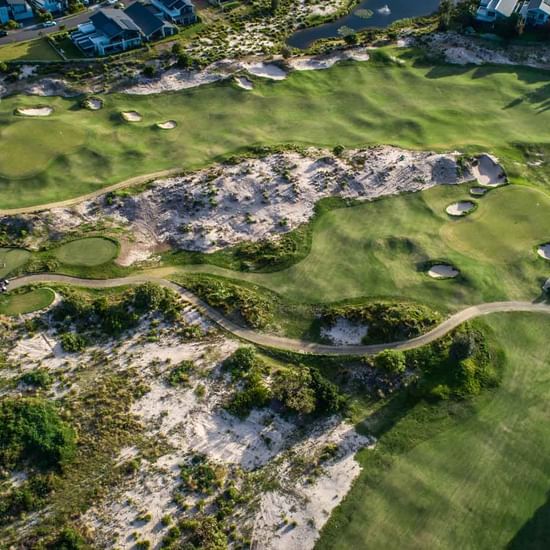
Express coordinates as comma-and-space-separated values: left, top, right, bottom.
175, 184, 550, 312
318, 313, 550, 549
0, 247, 31, 278
1, 49, 550, 209
0, 287, 55, 315
53, 237, 118, 266
0, 119, 86, 179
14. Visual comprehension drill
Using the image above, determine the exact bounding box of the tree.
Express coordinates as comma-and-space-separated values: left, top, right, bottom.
438, 0, 453, 30
373, 349, 406, 374
271, 0, 279, 13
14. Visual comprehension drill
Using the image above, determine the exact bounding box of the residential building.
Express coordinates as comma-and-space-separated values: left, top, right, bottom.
476, 0, 520, 22
0, 0, 10, 24
31, 0, 67, 14
5, 0, 33, 21
526, 0, 550, 25
150, 0, 196, 24
71, 1, 180, 56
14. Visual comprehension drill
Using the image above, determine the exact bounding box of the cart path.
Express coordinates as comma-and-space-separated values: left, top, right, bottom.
9, 274, 550, 356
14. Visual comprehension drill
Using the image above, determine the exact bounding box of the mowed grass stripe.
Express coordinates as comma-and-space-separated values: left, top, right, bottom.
0, 51, 549, 209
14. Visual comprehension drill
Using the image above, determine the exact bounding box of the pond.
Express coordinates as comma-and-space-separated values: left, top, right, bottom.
287, 0, 441, 49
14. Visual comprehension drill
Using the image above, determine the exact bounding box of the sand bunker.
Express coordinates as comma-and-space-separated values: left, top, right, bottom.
537, 244, 550, 261
472, 154, 506, 186
84, 97, 103, 111
470, 187, 488, 197
121, 110, 142, 122
15, 106, 53, 117
289, 49, 370, 71
446, 201, 475, 216
244, 62, 287, 80
156, 120, 177, 130
428, 264, 459, 279
235, 75, 254, 90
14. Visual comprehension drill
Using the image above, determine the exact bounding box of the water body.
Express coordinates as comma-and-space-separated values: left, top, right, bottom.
288, 0, 441, 49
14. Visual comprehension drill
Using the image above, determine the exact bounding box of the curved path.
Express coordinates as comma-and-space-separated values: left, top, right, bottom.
8, 274, 550, 356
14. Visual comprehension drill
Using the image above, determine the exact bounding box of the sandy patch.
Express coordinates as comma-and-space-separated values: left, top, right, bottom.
121, 110, 142, 122
235, 75, 254, 90
321, 318, 368, 345
471, 154, 506, 186
15, 106, 53, 117
244, 62, 287, 80
537, 244, 550, 261
156, 120, 177, 130
470, 186, 488, 196
428, 264, 459, 279
84, 97, 103, 110
446, 201, 475, 217
288, 48, 370, 71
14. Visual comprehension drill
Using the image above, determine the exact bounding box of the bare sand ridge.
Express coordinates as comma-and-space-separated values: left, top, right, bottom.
15, 106, 53, 116
446, 201, 475, 216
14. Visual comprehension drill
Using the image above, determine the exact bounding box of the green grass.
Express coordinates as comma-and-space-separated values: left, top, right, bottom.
1, 49, 550, 209
0, 247, 31, 278
317, 313, 550, 549
0, 287, 55, 315
53, 237, 119, 266
0, 38, 62, 62
171, 184, 550, 314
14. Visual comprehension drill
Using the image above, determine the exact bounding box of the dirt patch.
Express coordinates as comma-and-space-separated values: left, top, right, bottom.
446, 201, 475, 217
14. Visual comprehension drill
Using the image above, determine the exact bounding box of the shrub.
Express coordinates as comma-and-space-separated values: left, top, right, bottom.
178, 516, 228, 550
19, 369, 52, 388
226, 373, 270, 418
0, 397, 76, 471
167, 360, 195, 387
222, 347, 257, 377
48, 527, 86, 549
272, 367, 316, 414
59, 332, 87, 353
373, 350, 406, 374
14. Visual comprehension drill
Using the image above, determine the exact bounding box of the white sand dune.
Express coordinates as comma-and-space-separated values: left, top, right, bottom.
16, 106, 53, 117
537, 244, 550, 261
428, 264, 459, 279
446, 201, 475, 216
121, 110, 142, 122
156, 120, 177, 129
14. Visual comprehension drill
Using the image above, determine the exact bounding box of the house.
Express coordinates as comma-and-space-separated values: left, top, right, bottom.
72, 8, 143, 56
476, 0, 520, 22
526, 0, 550, 25
0, 0, 10, 24
30, 0, 67, 14
5, 0, 33, 20
150, 0, 196, 24
124, 1, 177, 39
71, 2, 179, 56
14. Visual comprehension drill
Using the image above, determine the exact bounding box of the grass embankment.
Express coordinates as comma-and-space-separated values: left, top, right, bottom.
171, 184, 550, 318
0, 37, 62, 62
0, 48, 550, 209
318, 313, 550, 550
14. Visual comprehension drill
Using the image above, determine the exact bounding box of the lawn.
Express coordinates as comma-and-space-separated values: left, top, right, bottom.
171, 184, 550, 314
0, 37, 62, 62
0, 287, 55, 315
0, 247, 31, 278
53, 237, 119, 266
0, 49, 550, 209
317, 313, 550, 550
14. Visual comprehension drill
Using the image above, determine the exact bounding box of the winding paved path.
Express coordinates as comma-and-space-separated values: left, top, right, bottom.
8, 274, 550, 356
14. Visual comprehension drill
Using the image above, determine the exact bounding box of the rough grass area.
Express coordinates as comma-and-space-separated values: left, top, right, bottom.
318, 313, 550, 550
0, 287, 55, 315
0, 38, 62, 62
0, 247, 31, 278
172, 183, 550, 314
53, 237, 119, 267
1, 48, 550, 209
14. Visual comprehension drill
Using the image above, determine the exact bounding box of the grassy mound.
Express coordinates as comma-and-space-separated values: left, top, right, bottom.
0, 48, 550, 209
0, 247, 30, 278
0, 287, 55, 316
53, 238, 118, 267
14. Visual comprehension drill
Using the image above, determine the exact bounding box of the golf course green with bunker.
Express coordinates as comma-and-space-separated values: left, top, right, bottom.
318, 313, 550, 550
171, 183, 550, 318
0, 287, 55, 316
0, 48, 550, 210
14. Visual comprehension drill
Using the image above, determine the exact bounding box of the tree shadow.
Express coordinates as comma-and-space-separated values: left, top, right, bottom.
507, 490, 550, 550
